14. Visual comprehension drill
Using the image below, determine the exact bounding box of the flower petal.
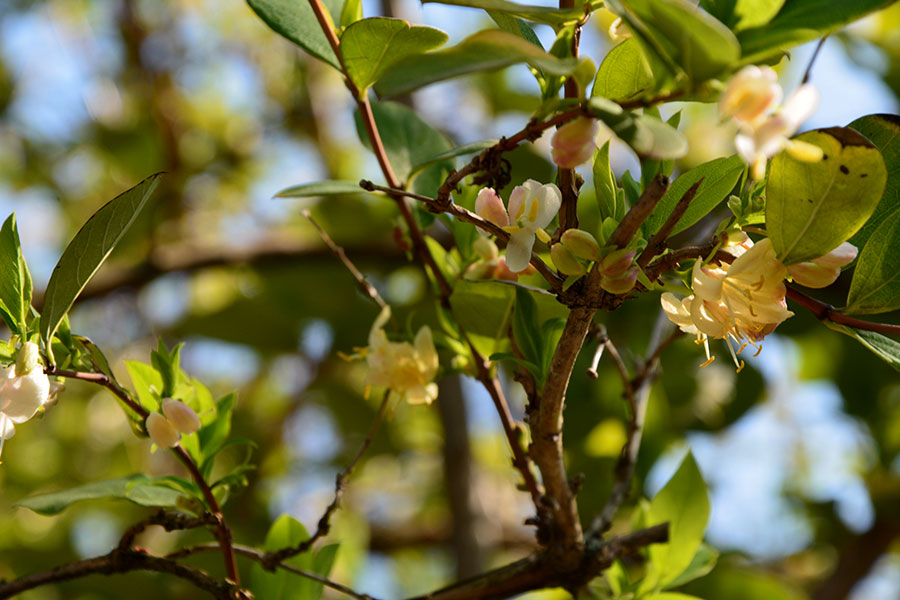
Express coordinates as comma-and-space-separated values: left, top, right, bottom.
505, 230, 536, 273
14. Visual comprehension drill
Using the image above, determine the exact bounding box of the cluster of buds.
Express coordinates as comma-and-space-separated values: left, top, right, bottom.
0, 342, 52, 456
598, 248, 639, 294
661, 235, 793, 371
146, 398, 201, 448
365, 307, 439, 405
551, 117, 599, 169
787, 242, 858, 288
719, 65, 822, 180
475, 181, 561, 273
548, 229, 639, 295
464, 237, 535, 282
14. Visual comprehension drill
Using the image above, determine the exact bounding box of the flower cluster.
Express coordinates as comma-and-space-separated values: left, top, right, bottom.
365, 307, 439, 405
719, 65, 822, 180
661, 235, 793, 371
475, 181, 561, 273
0, 342, 51, 456
146, 398, 202, 448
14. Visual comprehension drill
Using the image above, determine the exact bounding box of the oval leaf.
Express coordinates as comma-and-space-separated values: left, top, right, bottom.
247, 0, 343, 69
276, 180, 367, 198
422, 0, 586, 26
766, 128, 886, 265
593, 39, 655, 102
845, 211, 900, 315
41, 174, 162, 358
825, 321, 900, 373
16, 475, 180, 515
848, 114, 900, 249
340, 18, 447, 95
0, 213, 32, 336
374, 29, 577, 99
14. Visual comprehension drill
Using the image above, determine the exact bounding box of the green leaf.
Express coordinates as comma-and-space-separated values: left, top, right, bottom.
488, 11, 542, 48
645, 156, 744, 236
848, 114, 900, 249
354, 101, 453, 192
593, 141, 621, 222
199, 392, 237, 473
513, 286, 542, 369
766, 128, 887, 265
126, 360, 163, 412
700, 0, 785, 30
340, 18, 447, 95
825, 321, 900, 372
17, 475, 180, 515
246, 0, 344, 69
737, 0, 896, 64
275, 180, 367, 198
664, 543, 719, 589
0, 213, 32, 336
40, 174, 161, 360
593, 38, 655, 102
252, 515, 337, 600
374, 29, 578, 98
609, 0, 740, 83
845, 212, 900, 315
647, 451, 710, 587
422, 0, 586, 27
339, 0, 362, 28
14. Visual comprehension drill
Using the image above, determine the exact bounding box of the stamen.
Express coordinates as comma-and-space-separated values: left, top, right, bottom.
724, 335, 744, 371
699, 356, 716, 367
753, 343, 764, 357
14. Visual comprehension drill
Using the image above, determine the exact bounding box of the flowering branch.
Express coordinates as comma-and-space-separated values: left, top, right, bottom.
785, 287, 900, 336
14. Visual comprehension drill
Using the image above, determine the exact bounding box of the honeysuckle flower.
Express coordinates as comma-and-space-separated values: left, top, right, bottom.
146, 411, 180, 448
787, 241, 858, 288
733, 83, 822, 180
503, 180, 561, 272
0, 342, 51, 456
365, 307, 439, 405
162, 398, 201, 434
475, 187, 509, 229
719, 66, 782, 127
551, 118, 599, 169
661, 238, 793, 371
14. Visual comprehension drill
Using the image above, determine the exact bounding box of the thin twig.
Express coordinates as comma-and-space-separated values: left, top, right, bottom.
264, 390, 391, 566
118, 510, 218, 553
637, 179, 703, 269
0, 550, 248, 599
45, 367, 147, 419
785, 287, 900, 336
602, 338, 633, 398
607, 174, 669, 249
302, 209, 388, 311
802, 36, 829, 84
586, 325, 608, 379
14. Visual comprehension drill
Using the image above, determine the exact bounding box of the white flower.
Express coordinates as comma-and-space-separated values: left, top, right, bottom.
0, 342, 51, 452
366, 307, 439, 405
719, 65, 782, 127
162, 398, 201, 434
503, 180, 561, 272
146, 411, 180, 448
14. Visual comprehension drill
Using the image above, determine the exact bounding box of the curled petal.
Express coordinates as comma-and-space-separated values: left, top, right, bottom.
788, 261, 840, 288
781, 84, 819, 130
812, 241, 858, 269
661, 293, 698, 334
505, 230, 536, 273
162, 399, 201, 434
719, 65, 782, 126
533, 183, 562, 229
415, 326, 439, 380
475, 188, 509, 228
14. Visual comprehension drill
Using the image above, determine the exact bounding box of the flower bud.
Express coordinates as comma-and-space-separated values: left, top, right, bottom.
812, 242, 857, 269
2, 368, 50, 423
146, 411, 180, 448
464, 261, 496, 281
551, 118, 598, 169
561, 229, 600, 262
551, 243, 586, 276
15, 342, 42, 377
472, 237, 499, 261
495, 257, 518, 281
475, 188, 509, 228
601, 267, 638, 295
599, 248, 636, 279
162, 398, 201, 434
787, 261, 839, 289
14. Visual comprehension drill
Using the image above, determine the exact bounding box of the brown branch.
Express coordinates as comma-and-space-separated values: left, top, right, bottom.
606, 174, 669, 249
0, 549, 248, 600
264, 389, 391, 566
637, 179, 703, 269
786, 287, 900, 336
812, 517, 900, 600
118, 510, 218, 553
43, 368, 239, 584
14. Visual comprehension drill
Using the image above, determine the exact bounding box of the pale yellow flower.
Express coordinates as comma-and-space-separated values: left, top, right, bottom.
366, 307, 439, 405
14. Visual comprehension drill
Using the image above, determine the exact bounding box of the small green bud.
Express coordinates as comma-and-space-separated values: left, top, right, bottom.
601, 267, 638, 295
472, 237, 499, 261
599, 248, 636, 279
15, 342, 42, 377
551, 243, 586, 276
561, 229, 600, 262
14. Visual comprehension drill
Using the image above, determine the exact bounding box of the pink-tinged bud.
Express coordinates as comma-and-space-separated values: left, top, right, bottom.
146, 412, 180, 448
601, 267, 638, 295
551, 118, 598, 169
475, 188, 509, 228
812, 242, 858, 270
787, 261, 840, 289
162, 398, 201, 434
551, 243, 586, 276
561, 229, 600, 262
494, 257, 518, 281
464, 260, 497, 280
472, 237, 499, 261
599, 248, 636, 279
